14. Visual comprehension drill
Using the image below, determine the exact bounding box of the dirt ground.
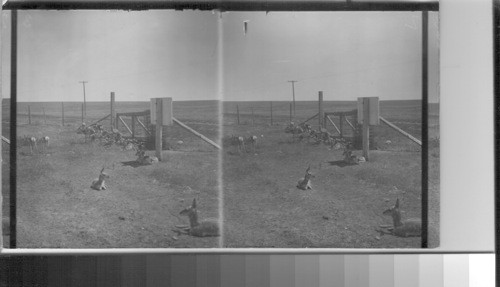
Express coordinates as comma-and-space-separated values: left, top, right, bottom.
222, 125, 426, 248
2, 100, 439, 249
9, 121, 221, 248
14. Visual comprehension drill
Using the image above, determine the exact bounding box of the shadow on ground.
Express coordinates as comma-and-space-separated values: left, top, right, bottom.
327, 160, 357, 168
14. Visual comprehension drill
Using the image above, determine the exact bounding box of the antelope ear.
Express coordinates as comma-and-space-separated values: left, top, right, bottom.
100, 167, 105, 173
192, 198, 197, 208
395, 198, 400, 208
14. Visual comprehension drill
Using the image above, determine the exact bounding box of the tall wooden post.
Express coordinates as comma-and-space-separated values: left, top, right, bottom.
81, 103, 84, 123
289, 103, 292, 123
131, 116, 136, 138
318, 91, 324, 129
116, 114, 120, 130
43, 107, 46, 124
362, 98, 370, 160
27, 105, 31, 125
61, 102, 65, 126
155, 99, 163, 161
270, 101, 273, 126
236, 105, 240, 125
110, 92, 115, 129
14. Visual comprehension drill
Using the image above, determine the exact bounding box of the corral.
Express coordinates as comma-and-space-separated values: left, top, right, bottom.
222, 99, 439, 248
1, 98, 439, 248
3, 99, 221, 248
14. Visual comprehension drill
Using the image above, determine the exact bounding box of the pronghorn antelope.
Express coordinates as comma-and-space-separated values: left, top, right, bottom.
236, 136, 245, 153
285, 122, 304, 134
77, 123, 103, 142
343, 149, 359, 165
342, 146, 366, 165
90, 167, 110, 190
37, 136, 50, 151
76, 123, 94, 142
245, 135, 258, 153
135, 149, 159, 165
224, 135, 245, 154
175, 199, 220, 237
19, 135, 38, 154
379, 198, 421, 237
297, 166, 314, 190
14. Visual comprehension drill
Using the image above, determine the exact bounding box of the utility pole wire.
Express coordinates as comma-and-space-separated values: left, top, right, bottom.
79, 81, 88, 119
287, 80, 297, 118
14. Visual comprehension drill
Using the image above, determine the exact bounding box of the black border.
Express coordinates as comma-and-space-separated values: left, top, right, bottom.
9, 10, 18, 249
3, 0, 436, 250
2, 0, 439, 11
493, 0, 499, 280
421, 10, 428, 249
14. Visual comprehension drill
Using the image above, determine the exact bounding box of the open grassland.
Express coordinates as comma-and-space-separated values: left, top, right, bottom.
2, 100, 439, 248
3, 101, 221, 248
222, 100, 439, 248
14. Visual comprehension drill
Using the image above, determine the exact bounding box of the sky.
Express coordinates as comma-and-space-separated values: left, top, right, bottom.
1, 10, 439, 102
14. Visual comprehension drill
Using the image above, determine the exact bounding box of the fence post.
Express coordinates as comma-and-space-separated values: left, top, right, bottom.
116, 113, 120, 130
289, 103, 292, 123
236, 105, 240, 125
251, 107, 255, 126
362, 98, 370, 161
270, 101, 273, 126
61, 102, 65, 126
339, 115, 344, 138
155, 99, 163, 161
131, 116, 136, 138
318, 91, 324, 129
28, 105, 31, 125
110, 92, 115, 129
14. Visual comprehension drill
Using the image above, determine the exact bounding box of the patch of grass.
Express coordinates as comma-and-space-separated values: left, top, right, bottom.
147, 167, 217, 194
17, 157, 55, 183
223, 161, 262, 181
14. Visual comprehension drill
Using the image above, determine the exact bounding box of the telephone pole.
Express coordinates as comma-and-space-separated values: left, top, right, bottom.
79, 81, 88, 118
287, 80, 297, 117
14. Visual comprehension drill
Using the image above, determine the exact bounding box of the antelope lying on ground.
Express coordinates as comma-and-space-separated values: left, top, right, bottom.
90, 167, 110, 190
175, 199, 220, 237
378, 198, 421, 237
136, 149, 159, 165
297, 166, 314, 190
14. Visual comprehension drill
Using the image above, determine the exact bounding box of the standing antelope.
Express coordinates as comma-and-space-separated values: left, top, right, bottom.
297, 166, 314, 190
90, 167, 110, 190
37, 136, 50, 151
77, 123, 97, 142
246, 135, 258, 153
19, 135, 37, 154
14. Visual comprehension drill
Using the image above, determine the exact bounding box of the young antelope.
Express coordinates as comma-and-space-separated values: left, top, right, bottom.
297, 166, 314, 190
246, 135, 258, 153
381, 198, 421, 237
90, 167, 110, 190
178, 199, 220, 237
